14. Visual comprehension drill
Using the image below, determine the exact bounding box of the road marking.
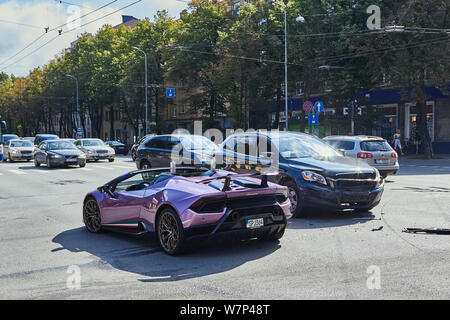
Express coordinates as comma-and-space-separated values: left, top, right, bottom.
111, 165, 132, 169
80, 167, 93, 171
8, 170, 26, 175
95, 166, 114, 170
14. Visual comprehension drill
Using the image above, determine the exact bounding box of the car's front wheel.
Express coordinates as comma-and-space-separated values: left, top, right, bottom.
157, 208, 185, 255
46, 157, 52, 169
284, 180, 307, 218
34, 157, 40, 167
83, 198, 102, 233
140, 159, 151, 169
108, 158, 114, 162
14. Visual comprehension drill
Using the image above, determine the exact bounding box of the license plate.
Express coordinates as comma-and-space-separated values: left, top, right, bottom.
246, 218, 264, 229
375, 159, 389, 164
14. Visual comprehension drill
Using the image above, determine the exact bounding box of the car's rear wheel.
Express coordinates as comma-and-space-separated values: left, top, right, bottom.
284, 180, 307, 218
83, 198, 102, 233
157, 208, 185, 255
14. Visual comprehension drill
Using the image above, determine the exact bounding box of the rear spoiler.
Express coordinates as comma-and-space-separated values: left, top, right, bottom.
199, 171, 279, 191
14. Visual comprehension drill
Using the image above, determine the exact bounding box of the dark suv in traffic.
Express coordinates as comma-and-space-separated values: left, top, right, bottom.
216, 131, 384, 217
135, 134, 218, 169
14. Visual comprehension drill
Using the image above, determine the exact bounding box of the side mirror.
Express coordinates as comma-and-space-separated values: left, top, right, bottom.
97, 185, 116, 198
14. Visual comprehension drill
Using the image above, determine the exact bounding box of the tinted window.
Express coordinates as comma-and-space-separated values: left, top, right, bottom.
180, 136, 217, 151
360, 140, 392, 152
3, 135, 19, 144
327, 140, 355, 151
40, 135, 59, 142
146, 137, 166, 149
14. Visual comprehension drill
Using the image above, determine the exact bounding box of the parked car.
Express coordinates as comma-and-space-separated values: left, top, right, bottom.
135, 134, 219, 169
34, 134, 59, 146
4, 139, 34, 162
22, 137, 35, 143
216, 131, 385, 217
1, 134, 19, 145
105, 141, 129, 155
75, 138, 115, 162
34, 139, 86, 168
83, 166, 291, 255
323, 135, 399, 178
130, 134, 154, 161
60, 138, 76, 144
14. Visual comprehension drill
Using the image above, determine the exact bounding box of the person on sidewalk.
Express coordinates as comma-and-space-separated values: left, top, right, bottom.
393, 129, 403, 155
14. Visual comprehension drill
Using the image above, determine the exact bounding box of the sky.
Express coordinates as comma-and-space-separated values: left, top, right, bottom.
0, 0, 188, 77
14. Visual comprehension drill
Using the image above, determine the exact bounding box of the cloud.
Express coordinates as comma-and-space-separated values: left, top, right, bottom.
0, 0, 125, 76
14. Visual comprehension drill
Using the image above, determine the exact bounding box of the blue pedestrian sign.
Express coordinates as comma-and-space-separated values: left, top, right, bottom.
314, 101, 324, 113
166, 88, 176, 98
308, 113, 319, 125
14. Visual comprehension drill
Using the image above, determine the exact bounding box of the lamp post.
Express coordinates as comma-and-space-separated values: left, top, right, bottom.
269, 0, 304, 131
132, 46, 148, 135
65, 74, 81, 138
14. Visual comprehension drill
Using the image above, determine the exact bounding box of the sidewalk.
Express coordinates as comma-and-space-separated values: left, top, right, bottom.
399, 154, 450, 166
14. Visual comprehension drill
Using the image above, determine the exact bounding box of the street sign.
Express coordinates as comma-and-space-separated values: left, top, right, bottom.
314, 101, 324, 113
308, 113, 319, 125
166, 88, 176, 98
76, 127, 83, 139
303, 101, 314, 113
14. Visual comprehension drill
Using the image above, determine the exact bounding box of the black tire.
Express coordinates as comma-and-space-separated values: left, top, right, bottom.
259, 228, 285, 241
46, 157, 52, 169
83, 197, 102, 233
140, 159, 151, 170
131, 151, 136, 161
8, 153, 14, 162
108, 158, 114, 162
34, 157, 40, 167
283, 179, 307, 218
79, 162, 86, 168
156, 208, 185, 255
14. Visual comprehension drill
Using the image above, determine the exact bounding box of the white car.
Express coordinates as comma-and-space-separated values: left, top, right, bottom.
323, 135, 399, 178
4, 139, 34, 162
74, 138, 115, 162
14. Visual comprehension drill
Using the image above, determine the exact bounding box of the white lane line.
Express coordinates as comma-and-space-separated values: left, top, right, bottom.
80, 167, 93, 171
112, 165, 133, 169
8, 170, 27, 175
94, 166, 114, 170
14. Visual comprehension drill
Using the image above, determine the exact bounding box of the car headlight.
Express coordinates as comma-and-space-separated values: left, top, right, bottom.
11, 149, 20, 154
109, 148, 115, 154
87, 150, 95, 154
49, 154, 63, 158
301, 170, 328, 186
78, 153, 86, 159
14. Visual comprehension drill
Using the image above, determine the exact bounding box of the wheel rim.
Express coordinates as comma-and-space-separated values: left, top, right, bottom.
288, 187, 298, 212
158, 212, 179, 252
142, 162, 150, 169
83, 200, 101, 232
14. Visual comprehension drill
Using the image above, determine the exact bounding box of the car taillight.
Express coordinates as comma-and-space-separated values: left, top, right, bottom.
357, 152, 374, 159
391, 152, 398, 158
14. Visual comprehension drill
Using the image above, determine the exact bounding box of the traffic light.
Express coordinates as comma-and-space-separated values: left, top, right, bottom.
0, 121, 6, 130
343, 107, 349, 115
357, 107, 362, 116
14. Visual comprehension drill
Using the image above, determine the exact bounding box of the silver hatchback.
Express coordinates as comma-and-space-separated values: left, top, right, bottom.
323, 135, 399, 177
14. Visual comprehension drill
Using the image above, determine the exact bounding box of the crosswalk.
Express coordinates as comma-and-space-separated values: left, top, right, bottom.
0, 162, 137, 177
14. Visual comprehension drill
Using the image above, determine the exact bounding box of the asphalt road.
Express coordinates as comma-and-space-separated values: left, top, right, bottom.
0, 155, 449, 299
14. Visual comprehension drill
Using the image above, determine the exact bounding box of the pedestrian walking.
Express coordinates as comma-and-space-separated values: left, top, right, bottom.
393, 129, 403, 155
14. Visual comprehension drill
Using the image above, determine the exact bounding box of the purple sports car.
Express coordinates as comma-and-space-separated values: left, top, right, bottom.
83, 167, 292, 255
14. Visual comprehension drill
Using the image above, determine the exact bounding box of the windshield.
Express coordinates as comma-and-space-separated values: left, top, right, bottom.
48, 141, 77, 150
41, 135, 58, 141
360, 140, 392, 152
83, 139, 105, 147
10, 141, 33, 147
326, 140, 355, 151
273, 134, 341, 159
180, 136, 218, 151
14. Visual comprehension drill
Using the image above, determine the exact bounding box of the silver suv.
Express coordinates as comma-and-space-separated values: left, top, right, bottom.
323, 135, 399, 178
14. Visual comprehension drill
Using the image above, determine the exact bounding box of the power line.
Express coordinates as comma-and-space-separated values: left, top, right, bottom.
0, 0, 143, 73
0, 19, 44, 29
